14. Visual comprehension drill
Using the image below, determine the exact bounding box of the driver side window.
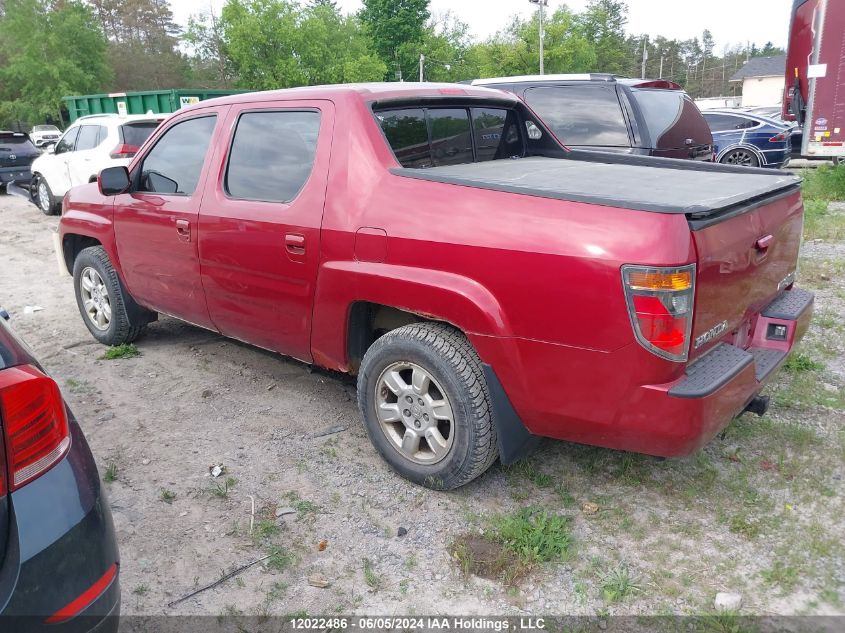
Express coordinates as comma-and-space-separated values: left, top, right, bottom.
138, 115, 216, 195
54, 127, 79, 155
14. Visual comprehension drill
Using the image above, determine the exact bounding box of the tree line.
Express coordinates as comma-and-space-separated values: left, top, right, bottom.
0, 0, 785, 129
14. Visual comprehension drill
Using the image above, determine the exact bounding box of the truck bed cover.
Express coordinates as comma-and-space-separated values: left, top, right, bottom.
391, 155, 800, 218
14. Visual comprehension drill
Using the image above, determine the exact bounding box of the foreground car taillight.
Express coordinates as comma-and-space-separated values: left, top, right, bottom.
0, 365, 70, 490
110, 143, 139, 159
769, 132, 788, 142
622, 264, 696, 362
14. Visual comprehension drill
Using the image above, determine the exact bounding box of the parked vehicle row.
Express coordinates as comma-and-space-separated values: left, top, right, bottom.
56, 83, 812, 491
30, 113, 164, 215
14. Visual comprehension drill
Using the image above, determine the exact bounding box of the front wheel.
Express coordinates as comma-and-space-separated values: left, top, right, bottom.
720, 148, 759, 167
357, 323, 498, 490
32, 175, 59, 215
73, 246, 148, 345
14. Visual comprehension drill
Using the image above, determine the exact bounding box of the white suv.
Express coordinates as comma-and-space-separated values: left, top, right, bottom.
29, 124, 62, 148
30, 113, 164, 214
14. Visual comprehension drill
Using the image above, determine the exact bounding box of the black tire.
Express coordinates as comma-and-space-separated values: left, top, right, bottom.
720, 148, 760, 168
357, 322, 498, 490
72, 246, 148, 345
33, 175, 59, 215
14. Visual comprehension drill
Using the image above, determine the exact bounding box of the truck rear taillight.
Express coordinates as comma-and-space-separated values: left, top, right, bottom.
110, 144, 139, 159
622, 264, 696, 362
0, 365, 70, 491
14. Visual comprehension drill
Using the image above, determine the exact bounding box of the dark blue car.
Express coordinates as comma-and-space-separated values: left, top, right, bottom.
702, 109, 792, 169
0, 310, 119, 632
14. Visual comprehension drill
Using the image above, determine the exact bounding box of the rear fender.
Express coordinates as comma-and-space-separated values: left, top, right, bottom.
310, 260, 511, 371
717, 143, 766, 165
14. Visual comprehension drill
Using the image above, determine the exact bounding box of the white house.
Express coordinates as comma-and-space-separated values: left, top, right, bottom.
729, 55, 786, 108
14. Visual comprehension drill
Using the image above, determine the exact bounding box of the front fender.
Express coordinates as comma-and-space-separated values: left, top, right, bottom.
310, 260, 512, 371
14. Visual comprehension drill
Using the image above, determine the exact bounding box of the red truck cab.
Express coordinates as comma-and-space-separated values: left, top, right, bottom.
59, 84, 812, 489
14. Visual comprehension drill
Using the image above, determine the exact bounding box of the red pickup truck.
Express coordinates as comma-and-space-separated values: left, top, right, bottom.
58, 84, 813, 490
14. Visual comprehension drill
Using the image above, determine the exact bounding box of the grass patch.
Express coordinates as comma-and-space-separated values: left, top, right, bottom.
99, 343, 140, 360
783, 352, 823, 373
103, 462, 118, 483
159, 488, 176, 504
450, 534, 530, 586
601, 565, 641, 602
362, 558, 383, 591
265, 546, 294, 572
132, 584, 149, 596
209, 476, 238, 498
253, 520, 280, 540
493, 507, 574, 563
504, 458, 552, 488
801, 165, 845, 201
761, 561, 801, 592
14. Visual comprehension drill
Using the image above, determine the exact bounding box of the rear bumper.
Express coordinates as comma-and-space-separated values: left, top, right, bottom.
0, 412, 120, 632
0, 166, 32, 185
474, 287, 814, 458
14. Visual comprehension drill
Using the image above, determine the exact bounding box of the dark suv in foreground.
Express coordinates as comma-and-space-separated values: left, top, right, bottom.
472, 74, 714, 161
0, 311, 119, 632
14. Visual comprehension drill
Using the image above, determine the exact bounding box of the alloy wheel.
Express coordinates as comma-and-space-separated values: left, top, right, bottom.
37, 181, 51, 212
79, 267, 112, 331
374, 362, 455, 465
725, 150, 755, 166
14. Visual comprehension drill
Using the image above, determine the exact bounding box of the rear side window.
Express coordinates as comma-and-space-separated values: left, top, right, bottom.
523, 86, 630, 146
225, 110, 321, 203
377, 106, 524, 168
120, 122, 160, 148
631, 89, 712, 148
472, 108, 522, 161
139, 115, 216, 195
75, 125, 101, 151
704, 114, 758, 132
379, 108, 431, 168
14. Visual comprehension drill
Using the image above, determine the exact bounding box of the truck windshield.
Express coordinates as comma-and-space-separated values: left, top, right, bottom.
376, 106, 523, 168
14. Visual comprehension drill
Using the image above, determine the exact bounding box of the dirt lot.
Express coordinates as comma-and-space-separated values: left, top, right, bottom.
0, 188, 843, 619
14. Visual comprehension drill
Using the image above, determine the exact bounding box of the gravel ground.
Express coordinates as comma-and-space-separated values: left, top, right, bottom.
0, 189, 842, 619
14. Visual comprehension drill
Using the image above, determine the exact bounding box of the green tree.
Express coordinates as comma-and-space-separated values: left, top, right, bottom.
359, 0, 430, 80
0, 0, 111, 128
578, 0, 628, 73
220, 0, 385, 89
184, 9, 232, 87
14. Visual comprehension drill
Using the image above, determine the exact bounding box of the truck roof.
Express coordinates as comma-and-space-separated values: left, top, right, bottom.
180, 82, 520, 111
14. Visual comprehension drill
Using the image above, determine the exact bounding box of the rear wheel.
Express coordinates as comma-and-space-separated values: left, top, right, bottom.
73, 246, 148, 345
720, 148, 759, 167
33, 175, 59, 215
357, 323, 498, 490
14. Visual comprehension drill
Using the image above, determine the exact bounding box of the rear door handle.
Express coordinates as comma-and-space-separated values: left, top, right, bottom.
175, 219, 191, 242
285, 233, 306, 260
755, 234, 774, 250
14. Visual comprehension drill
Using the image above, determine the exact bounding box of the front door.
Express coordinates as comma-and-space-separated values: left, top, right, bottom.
198, 100, 334, 362
112, 109, 226, 328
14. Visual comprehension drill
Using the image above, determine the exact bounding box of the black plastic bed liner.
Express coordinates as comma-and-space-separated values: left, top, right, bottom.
391, 154, 801, 220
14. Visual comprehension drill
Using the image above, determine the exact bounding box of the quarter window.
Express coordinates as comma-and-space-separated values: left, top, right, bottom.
524, 86, 630, 146
139, 116, 216, 195
225, 111, 321, 203
428, 109, 473, 166
378, 108, 430, 168
472, 108, 522, 161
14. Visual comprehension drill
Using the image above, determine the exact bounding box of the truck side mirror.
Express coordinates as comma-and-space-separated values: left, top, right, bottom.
99, 166, 131, 196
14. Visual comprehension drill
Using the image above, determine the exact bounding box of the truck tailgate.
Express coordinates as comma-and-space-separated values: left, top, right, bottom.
689, 188, 804, 360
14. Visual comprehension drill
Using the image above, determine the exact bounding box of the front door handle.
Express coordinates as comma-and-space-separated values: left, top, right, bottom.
175, 219, 191, 242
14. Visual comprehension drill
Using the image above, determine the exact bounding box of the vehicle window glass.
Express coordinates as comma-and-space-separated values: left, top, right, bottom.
471, 108, 523, 161
0, 134, 36, 149
427, 108, 473, 166
54, 127, 79, 154
632, 89, 711, 148
378, 108, 431, 168
226, 111, 321, 203
524, 86, 630, 146
120, 122, 160, 148
75, 125, 100, 151
139, 116, 216, 195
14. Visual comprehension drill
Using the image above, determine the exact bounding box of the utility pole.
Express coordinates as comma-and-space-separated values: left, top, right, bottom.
419, 54, 425, 82
529, 0, 548, 75
641, 38, 649, 79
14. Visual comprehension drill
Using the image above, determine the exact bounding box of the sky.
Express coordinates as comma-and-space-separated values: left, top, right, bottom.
171, 0, 793, 52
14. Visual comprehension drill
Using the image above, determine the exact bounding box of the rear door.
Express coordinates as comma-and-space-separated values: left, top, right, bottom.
630, 89, 713, 160
689, 191, 804, 359
40, 126, 79, 194
67, 124, 104, 186
113, 109, 226, 328
197, 100, 333, 362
